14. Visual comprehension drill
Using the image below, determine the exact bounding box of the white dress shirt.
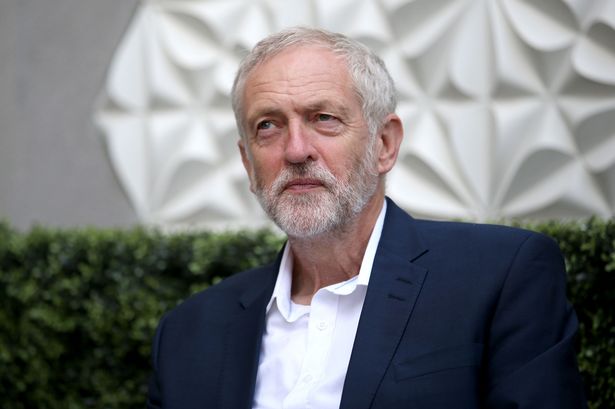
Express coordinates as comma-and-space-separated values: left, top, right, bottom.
252, 202, 387, 409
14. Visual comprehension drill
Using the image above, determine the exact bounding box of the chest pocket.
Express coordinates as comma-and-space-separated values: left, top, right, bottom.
394, 343, 484, 381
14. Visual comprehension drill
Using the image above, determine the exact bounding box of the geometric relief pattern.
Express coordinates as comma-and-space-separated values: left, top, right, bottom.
95, 0, 615, 229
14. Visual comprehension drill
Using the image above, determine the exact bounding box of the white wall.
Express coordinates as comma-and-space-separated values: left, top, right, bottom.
97, 0, 615, 229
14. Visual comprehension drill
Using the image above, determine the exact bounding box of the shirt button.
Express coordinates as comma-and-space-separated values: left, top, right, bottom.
317, 321, 328, 330
303, 374, 313, 383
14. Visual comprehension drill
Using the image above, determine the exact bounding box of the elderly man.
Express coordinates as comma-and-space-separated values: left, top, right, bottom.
147, 27, 586, 409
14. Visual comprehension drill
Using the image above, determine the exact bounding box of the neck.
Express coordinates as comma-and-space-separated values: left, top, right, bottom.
288, 192, 385, 305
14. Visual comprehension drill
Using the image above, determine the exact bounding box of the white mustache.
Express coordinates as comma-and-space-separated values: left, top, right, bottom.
270, 163, 338, 195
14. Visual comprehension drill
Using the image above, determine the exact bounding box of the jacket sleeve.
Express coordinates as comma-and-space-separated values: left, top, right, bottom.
484, 232, 587, 408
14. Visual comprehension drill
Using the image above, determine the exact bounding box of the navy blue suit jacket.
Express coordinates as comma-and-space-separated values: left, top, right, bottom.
147, 198, 586, 408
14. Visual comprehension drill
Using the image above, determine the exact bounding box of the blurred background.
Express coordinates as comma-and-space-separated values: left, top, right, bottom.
1, 0, 615, 230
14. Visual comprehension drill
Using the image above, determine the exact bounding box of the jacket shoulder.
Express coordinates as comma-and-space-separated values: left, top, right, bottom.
414, 218, 558, 250
383, 197, 560, 256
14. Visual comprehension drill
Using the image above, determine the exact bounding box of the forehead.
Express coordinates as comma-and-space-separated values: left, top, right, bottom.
242, 45, 359, 113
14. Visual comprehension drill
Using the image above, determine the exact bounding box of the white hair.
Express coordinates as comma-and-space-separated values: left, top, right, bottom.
231, 27, 397, 139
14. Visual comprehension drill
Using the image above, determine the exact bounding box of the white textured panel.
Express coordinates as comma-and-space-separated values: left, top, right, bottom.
95, 0, 615, 227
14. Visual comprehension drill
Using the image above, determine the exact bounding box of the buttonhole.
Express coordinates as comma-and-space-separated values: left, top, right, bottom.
388, 293, 406, 301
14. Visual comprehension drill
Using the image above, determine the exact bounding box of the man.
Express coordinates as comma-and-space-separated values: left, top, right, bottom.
147, 27, 586, 408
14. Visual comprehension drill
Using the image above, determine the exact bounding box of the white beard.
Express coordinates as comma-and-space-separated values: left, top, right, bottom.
254, 145, 379, 238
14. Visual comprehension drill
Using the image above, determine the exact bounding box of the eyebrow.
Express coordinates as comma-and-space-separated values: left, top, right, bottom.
246, 107, 285, 129
304, 100, 352, 118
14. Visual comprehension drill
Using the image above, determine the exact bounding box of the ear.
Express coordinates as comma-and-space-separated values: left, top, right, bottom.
376, 113, 404, 175
238, 139, 256, 194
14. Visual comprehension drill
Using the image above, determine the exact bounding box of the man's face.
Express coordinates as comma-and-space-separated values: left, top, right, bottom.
238, 46, 381, 237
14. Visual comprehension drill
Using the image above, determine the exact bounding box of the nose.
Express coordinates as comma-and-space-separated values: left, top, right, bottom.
284, 121, 317, 164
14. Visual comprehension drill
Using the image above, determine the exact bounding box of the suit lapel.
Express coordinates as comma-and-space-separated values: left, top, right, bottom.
217, 256, 281, 409
340, 199, 429, 409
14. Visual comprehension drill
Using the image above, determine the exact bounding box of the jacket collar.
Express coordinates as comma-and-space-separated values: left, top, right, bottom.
238, 248, 284, 310
221, 255, 281, 409
340, 197, 429, 409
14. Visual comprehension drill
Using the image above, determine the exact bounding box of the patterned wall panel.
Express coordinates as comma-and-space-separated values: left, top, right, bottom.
95, 0, 615, 228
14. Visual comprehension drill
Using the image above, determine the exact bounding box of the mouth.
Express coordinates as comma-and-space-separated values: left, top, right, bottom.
283, 178, 325, 193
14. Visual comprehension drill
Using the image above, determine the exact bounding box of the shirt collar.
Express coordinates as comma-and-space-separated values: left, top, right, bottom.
266, 200, 388, 319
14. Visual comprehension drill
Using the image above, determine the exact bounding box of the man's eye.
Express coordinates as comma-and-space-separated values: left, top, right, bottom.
257, 120, 273, 130
317, 114, 334, 121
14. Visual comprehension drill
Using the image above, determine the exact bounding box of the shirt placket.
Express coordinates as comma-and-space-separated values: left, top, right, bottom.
283, 290, 339, 409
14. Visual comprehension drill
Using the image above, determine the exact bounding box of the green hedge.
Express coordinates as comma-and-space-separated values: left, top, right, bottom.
0, 219, 613, 408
